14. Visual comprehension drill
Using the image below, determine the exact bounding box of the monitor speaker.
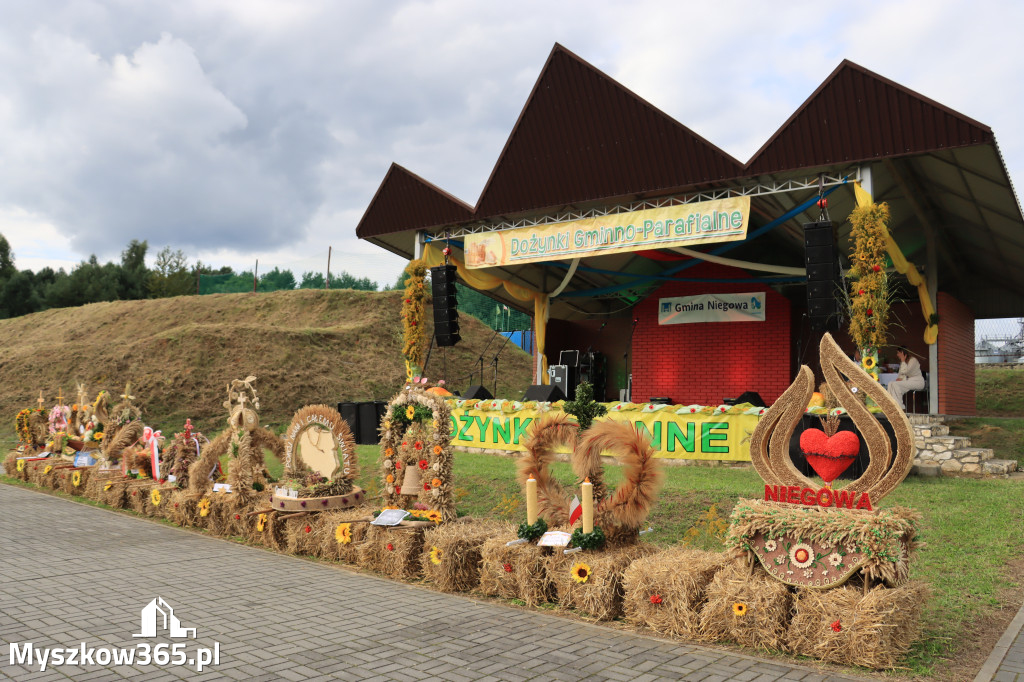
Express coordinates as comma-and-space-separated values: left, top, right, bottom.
430, 264, 461, 346
523, 384, 566, 402
462, 385, 493, 400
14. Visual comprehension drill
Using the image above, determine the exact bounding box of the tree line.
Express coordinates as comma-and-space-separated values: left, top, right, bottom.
0, 235, 384, 320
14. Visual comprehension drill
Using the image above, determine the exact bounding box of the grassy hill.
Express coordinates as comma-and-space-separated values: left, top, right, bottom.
0, 289, 535, 439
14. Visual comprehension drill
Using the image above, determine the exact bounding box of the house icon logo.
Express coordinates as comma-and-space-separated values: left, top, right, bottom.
660, 301, 672, 313
133, 597, 197, 639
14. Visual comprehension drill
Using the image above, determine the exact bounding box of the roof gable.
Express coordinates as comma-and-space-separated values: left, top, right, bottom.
474, 44, 744, 218
746, 60, 993, 175
355, 163, 474, 239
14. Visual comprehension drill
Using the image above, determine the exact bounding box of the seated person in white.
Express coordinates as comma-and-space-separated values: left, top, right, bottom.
887, 349, 925, 410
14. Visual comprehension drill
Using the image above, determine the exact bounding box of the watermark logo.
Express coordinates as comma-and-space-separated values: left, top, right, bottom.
134, 597, 196, 639
9, 598, 220, 673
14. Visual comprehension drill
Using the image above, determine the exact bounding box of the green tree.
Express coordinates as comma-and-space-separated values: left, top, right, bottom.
0, 270, 42, 317
329, 271, 377, 291
0, 233, 15, 283
257, 267, 297, 291
148, 246, 193, 298
118, 239, 149, 300
299, 271, 326, 289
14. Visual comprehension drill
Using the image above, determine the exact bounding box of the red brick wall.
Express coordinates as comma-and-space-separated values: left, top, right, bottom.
631, 263, 792, 405
937, 292, 975, 415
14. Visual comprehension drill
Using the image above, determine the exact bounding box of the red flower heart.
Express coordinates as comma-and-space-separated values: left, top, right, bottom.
503, 563, 513, 573
650, 594, 663, 604
799, 428, 861, 484
831, 619, 842, 632
386, 543, 394, 551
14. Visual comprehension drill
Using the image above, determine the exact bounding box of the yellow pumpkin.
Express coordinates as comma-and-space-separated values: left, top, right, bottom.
807, 392, 825, 409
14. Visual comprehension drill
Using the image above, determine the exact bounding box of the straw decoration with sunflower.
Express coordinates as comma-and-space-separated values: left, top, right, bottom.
198, 497, 211, 517
335, 523, 353, 545
571, 562, 591, 584
429, 546, 443, 565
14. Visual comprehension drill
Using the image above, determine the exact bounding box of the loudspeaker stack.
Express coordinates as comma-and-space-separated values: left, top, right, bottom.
430, 265, 461, 347
803, 220, 841, 331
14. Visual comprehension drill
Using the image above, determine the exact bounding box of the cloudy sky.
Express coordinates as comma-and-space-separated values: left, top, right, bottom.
2, 0, 1023, 305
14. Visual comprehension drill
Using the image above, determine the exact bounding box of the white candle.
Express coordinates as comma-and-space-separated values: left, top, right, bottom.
582, 477, 593, 534
526, 476, 538, 525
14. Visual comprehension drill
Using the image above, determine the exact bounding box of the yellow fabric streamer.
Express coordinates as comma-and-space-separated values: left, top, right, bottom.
423, 243, 550, 382
854, 182, 938, 344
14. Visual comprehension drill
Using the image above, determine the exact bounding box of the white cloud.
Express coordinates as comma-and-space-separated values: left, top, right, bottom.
0, 0, 1021, 290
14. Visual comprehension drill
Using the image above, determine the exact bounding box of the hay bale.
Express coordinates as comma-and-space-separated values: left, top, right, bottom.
3, 452, 20, 478
125, 480, 158, 515
204, 493, 249, 536
357, 524, 424, 580
317, 508, 373, 564
144, 483, 177, 520
549, 543, 657, 621
166, 491, 215, 528
479, 531, 553, 606
60, 468, 92, 496
699, 560, 792, 651
421, 521, 504, 593
622, 547, 727, 638
83, 469, 120, 501
99, 477, 129, 509
284, 515, 323, 556
787, 581, 929, 669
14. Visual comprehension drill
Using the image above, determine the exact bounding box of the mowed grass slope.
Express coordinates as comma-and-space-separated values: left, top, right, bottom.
0, 289, 536, 439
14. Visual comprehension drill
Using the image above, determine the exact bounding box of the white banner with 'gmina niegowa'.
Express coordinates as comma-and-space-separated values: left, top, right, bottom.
658, 292, 765, 325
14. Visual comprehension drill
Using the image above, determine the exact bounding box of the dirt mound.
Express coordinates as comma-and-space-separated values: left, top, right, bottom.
0, 289, 535, 437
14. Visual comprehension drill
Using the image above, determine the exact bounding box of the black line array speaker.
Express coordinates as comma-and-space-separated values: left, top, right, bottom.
430, 264, 461, 347
803, 220, 841, 331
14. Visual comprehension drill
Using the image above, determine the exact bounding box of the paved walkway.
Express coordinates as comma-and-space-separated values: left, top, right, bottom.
0, 483, 878, 681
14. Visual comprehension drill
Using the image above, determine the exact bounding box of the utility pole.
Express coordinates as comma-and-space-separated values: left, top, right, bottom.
253, 259, 258, 293
326, 246, 332, 289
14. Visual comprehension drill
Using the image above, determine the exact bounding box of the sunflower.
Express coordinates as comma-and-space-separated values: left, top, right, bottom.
198, 498, 211, 517
862, 355, 876, 370
16, 460, 25, 472
43, 465, 52, 475
256, 513, 268, 532
570, 562, 591, 584
425, 510, 442, 524
335, 523, 353, 545
732, 602, 747, 616
150, 489, 161, 507
94, 432, 105, 441
432, 445, 443, 455
405, 405, 416, 419
72, 471, 82, 487
103, 482, 113, 491
429, 546, 443, 565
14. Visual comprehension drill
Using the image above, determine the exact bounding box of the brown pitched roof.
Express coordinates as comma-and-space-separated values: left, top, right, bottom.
746, 60, 993, 175
473, 44, 744, 219
355, 163, 473, 239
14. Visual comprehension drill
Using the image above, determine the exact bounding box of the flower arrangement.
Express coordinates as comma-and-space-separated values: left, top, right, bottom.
429, 546, 443, 565
150, 488, 161, 507
401, 260, 427, 380
848, 202, 892, 365
570, 562, 591, 584
198, 498, 211, 517
335, 523, 353, 545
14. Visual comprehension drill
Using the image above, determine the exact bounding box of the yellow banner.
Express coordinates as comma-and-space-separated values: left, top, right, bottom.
464, 196, 751, 268
448, 406, 759, 461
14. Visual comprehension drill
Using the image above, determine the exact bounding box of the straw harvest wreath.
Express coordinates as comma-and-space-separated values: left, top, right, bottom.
378, 386, 455, 523
518, 413, 662, 548
186, 377, 282, 496
271, 405, 365, 512
733, 332, 920, 590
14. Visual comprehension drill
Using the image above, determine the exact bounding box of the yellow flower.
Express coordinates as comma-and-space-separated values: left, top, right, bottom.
861, 355, 876, 370
429, 546, 443, 565
95, 432, 105, 440
16, 460, 25, 472
425, 510, 442, 524
335, 523, 353, 545
72, 471, 82, 487
256, 513, 268, 532
103, 483, 113, 491
570, 562, 591, 584
43, 465, 52, 474
198, 498, 211, 517
150, 489, 161, 507
733, 602, 747, 616
405, 405, 415, 419
384, 421, 391, 430
386, 474, 394, 483
431, 420, 439, 430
